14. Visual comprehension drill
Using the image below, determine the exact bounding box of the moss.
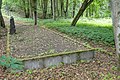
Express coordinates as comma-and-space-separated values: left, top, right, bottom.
19, 49, 95, 61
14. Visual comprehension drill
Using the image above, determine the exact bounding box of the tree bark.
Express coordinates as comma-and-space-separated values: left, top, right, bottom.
53, 0, 56, 20
71, 0, 93, 26
60, 0, 64, 17
0, 0, 5, 28
29, 0, 32, 18
31, 0, 37, 25
110, 0, 120, 70
64, 0, 69, 19
51, 0, 53, 16
73, 0, 76, 18
42, 0, 48, 19
22, 0, 30, 18
26, 0, 30, 18
56, 0, 59, 17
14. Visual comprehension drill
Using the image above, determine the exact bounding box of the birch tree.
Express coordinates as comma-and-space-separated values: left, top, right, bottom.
110, 0, 120, 70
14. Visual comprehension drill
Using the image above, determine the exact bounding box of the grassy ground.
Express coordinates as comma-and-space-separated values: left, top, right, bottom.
39, 18, 114, 46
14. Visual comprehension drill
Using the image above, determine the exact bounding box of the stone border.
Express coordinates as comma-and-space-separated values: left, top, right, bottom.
20, 49, 96, 69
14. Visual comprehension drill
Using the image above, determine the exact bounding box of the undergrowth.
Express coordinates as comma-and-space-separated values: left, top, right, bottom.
0, 55, 23, 72
41, 18, 114, 46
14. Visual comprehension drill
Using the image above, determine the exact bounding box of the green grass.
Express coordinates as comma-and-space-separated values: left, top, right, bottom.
41, 18, 114, 46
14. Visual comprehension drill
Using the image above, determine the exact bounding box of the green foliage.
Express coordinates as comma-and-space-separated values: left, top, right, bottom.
0, 55, 23, 71
102, 73, 114, 80
26, 69, 33, 74
102, 72, 120, 80
43, 18, 114, 46
117, 76, 120, 79
3, 0, 111, 18
111, 66, 117, 71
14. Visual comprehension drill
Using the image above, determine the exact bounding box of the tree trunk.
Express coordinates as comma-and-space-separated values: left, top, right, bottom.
53, 0, 56, 20
60, 0, 64, 17
43, 0, 48, 19
51, 0, 53, 16
110, 0, 120, 70
0, 0, 5, 28
64, 0, 69, 19
73, 0, 76, 18
71, 0, 93, 26
34, 0, 37, 25
26, 0, 30, 18
31, 0, 37, 25
22, 0, 29, 18
29, 0, 32, 18
56, 0, 59, 17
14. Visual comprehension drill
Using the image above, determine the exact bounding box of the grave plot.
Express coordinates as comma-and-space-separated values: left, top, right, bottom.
10, 25, 96, 69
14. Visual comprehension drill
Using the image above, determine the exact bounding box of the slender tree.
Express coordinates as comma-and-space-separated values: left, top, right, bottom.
60, 0, 64, 17
29, 0, 32, 18
71, 0, 94, 26
31, 0, 37, 25
110, 0, 120, 70
22, 0, 30, 18
42, 0, 48, 19
73, 0, 76, 18
0, 0, 5, 28
64, 0, 69, 18
51, 0, 53, 16
53, 0, 56, 20
56, 0, 59, 17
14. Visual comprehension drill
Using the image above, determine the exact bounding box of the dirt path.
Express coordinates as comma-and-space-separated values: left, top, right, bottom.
10, 23, 89, 57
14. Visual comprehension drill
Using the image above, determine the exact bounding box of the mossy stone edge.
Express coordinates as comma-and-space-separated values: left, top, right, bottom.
19, 49, 96, 61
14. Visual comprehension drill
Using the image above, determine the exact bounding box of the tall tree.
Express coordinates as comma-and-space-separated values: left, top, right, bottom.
53, 0, 56, 20
42, 0, 48, 19
71, 0, 94, 26
0, 0, 5, 28
64, 0, 69, 18
60, 0, 64, 17
110, 0, 120, 70
29, 0, 32, 18
22, 0, 30, 18
51, 0, 53, 16
73, 0, 76, 18
31, 0, 37, 25
56, 0, 59, 17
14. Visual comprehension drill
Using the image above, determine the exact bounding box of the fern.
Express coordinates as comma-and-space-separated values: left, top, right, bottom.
0, 55, 23, 71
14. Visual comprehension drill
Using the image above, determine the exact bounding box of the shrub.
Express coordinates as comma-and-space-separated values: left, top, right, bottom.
0, 55, 23, 72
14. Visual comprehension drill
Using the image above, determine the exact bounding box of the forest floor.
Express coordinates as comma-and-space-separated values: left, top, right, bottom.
0, 18, 120, 80
9, 24, 88, 58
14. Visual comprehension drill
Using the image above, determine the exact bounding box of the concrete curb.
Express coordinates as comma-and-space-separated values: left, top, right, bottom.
21, 49, 95, 69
